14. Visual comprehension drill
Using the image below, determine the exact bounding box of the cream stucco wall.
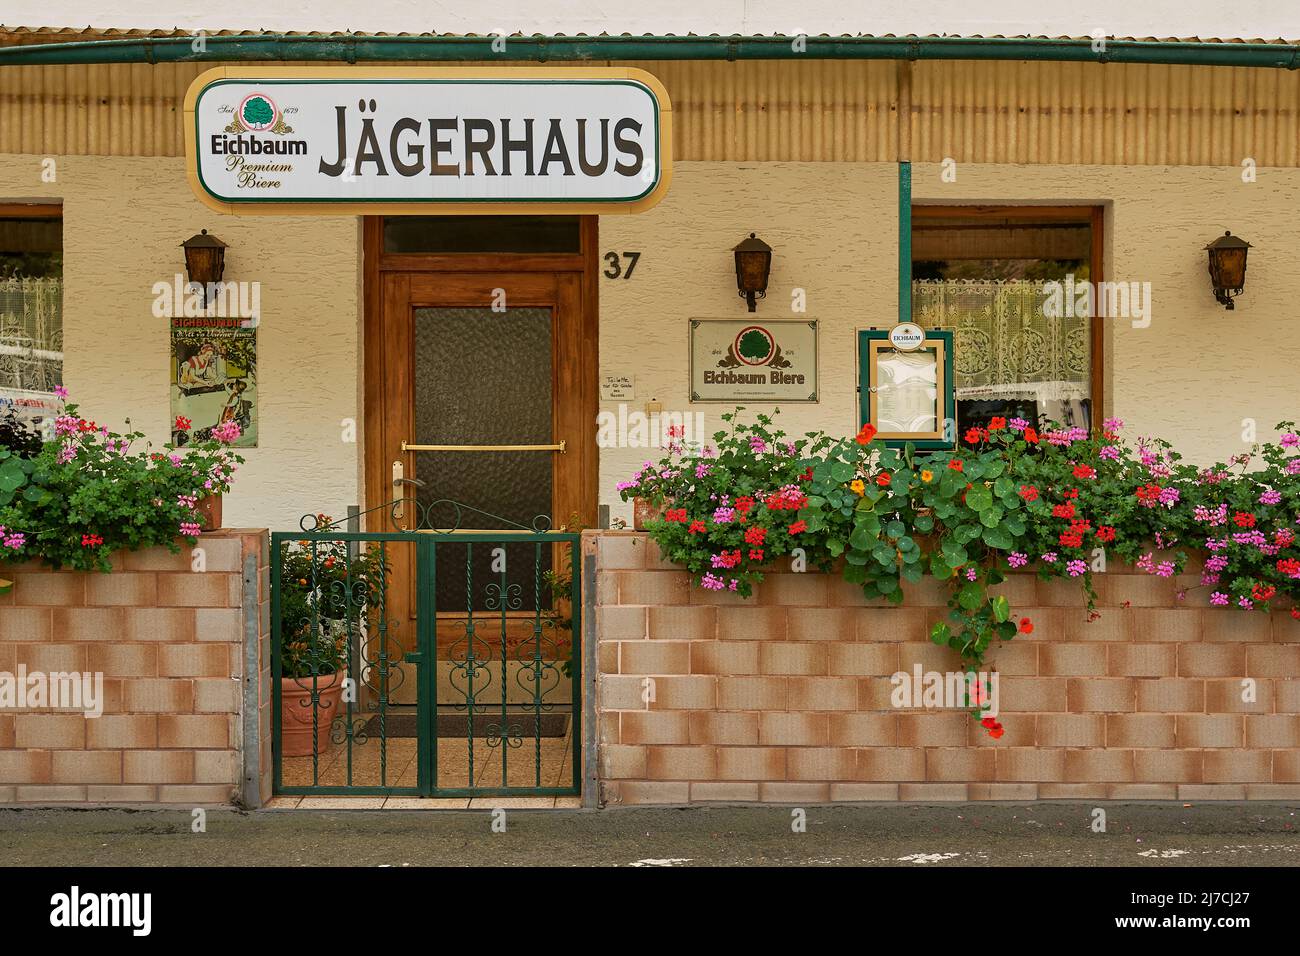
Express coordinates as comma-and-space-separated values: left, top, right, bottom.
0, 154, 363, 530
5, 154, 1298, 531
600, 161, 1300, 523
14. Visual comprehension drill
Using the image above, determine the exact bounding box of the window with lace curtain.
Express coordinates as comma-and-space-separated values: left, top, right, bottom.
0, 207, 62, 439
911, 208, 1095, 434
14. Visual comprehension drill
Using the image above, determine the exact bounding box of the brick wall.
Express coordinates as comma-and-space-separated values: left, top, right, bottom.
0, 530, 271, 806
590, 531, 1300, 804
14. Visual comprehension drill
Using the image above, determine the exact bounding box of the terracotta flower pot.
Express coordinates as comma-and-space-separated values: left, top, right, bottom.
633, 496, 665, 531
279, 672, 345, 757
197, 493, 222, 531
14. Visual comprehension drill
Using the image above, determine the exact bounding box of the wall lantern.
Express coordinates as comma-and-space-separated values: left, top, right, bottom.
180, 229, 228, 290
733, 232, 772, 312
1205, 231, 1251, 310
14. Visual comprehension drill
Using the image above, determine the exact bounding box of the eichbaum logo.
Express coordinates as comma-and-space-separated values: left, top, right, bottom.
228, 92, 293, 135
719, 325, 789, 370
50, 886, 151, 936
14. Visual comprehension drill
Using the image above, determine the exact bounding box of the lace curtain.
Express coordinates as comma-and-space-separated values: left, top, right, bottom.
0, 276, 63, 394
911, 279, 1089, 403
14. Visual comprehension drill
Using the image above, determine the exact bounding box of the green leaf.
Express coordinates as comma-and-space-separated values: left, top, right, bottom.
991, 595, 1010, 623
913, 513, 934, 533
981, 526, 1013, 550
901, 562, 924, 584
978, 505, 1004, 528
929, 622, 951, 646
958, 582, 984, 610
964, 484, 993, 512
830, 461, 856, 483
826, 538, 845, 557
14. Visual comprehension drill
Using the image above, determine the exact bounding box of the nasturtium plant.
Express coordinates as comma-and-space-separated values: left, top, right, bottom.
620, 409, 1300, 729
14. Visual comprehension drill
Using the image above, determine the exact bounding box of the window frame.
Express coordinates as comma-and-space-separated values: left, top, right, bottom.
910, 204, 1105, 428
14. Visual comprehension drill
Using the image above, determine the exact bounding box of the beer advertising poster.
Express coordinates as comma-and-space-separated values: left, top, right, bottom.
169, 317, 258, 447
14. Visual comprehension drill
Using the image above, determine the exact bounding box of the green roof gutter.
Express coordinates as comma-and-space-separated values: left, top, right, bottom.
1, 34, 1298, 68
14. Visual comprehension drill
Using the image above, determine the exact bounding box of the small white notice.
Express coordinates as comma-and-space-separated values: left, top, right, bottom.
600, 375, 636, 401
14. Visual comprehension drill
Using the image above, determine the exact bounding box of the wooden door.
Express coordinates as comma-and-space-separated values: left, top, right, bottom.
362, 220, 598, 698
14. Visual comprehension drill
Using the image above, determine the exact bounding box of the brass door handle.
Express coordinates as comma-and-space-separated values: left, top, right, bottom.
401, 441, 566, 454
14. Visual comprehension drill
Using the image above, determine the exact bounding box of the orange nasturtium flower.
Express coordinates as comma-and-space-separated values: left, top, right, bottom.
921, 469, 934, 483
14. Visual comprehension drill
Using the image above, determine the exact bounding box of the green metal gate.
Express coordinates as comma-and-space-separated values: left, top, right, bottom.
271, 504, 581, 798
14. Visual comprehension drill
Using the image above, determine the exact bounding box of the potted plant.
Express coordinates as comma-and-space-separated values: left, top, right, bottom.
277, 537, 386, 757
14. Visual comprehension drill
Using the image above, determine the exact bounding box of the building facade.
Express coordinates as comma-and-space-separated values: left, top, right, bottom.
3, 12, 1300, 806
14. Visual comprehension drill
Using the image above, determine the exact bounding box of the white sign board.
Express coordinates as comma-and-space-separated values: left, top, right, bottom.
184, 67, 672, 215
689, 319, 818, 403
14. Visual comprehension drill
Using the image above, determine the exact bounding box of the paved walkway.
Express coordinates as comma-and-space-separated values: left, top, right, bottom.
1, 803, 1298, 866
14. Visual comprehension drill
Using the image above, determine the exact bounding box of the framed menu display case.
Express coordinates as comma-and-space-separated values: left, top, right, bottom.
857, 328, 955, 450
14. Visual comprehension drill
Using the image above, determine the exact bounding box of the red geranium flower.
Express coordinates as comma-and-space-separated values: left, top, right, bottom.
1059, 531, 1084, 548
1051, 503, 1075, 519
1252, 583, 1277, 602
174, 415, 192, 431
744, 525, 767, 545
748, 549, 765, 561
687, 520, 706, 535
1062, 487, 1079, 500
1018, 485, 1039, 502
664, 508, 688, 522
1276, 557, 1300, 577
799, 467, 814, 483
1023, 427, 1039, 444
80, 534, 103, 548
788, 520, 807, 535
1096, 525, 1116, 542
1136, 483, 1162, 503
1233, 511, 1256, 528
1072, 464, 1096, 479
734, 496, 755, 514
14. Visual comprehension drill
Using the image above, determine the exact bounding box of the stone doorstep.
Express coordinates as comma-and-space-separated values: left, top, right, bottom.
267, 796, 581, 810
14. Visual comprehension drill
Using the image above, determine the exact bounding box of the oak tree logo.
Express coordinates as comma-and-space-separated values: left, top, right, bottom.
241, 94, 275, 129
224, 93, 295, 135
718, 325, 792, 369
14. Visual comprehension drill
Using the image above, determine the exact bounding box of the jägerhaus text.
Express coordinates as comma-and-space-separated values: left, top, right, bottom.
188, 73, 668, 207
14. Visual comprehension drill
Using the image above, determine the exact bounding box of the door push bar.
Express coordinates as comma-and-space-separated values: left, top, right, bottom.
400, 441, 567, 454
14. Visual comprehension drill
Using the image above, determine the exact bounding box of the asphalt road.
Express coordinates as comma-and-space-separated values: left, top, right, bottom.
1, 802, 1298, 867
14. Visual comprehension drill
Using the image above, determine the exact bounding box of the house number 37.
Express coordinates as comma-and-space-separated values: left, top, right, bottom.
603, 251, 641, 279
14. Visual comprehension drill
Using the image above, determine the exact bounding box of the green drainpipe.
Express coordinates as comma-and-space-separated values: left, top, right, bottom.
0, 34, 1298, 68
898, 162, 912, 327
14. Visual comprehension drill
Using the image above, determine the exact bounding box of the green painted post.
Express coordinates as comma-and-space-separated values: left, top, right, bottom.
898, 161, 912, 325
